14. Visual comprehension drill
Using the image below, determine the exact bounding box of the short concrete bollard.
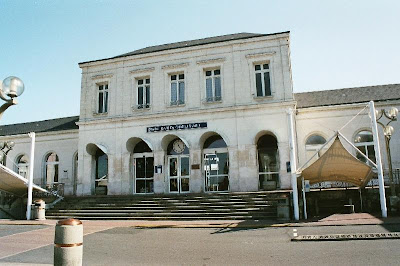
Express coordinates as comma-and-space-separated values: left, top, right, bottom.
54, 218, 83, 266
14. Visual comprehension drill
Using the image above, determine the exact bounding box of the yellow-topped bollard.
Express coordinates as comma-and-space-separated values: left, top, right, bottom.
54, 218, 83, 266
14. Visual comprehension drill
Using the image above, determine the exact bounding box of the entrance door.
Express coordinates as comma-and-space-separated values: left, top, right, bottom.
168, 155, 190, 193
134, 156, 154, 194
204, 152, 229, 192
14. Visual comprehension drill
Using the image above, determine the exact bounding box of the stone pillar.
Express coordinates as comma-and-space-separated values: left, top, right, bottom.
153, 150, 165, 194
278, 141, 291, 189
120, 152, 131, 195
79, 153, 93, 196
190, 149, 203, 193
237, 144, 258, 191
228, 146, 240, 192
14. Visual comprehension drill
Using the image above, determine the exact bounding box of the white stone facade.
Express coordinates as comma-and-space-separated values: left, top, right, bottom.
1, 32, 399, 197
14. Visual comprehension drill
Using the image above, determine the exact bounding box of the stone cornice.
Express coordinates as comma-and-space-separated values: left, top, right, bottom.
245, 52, 276, 59
161, 62, 189, 70
91, 73, 113, 80
129, 67, 155, 74
196, 57, 226, 65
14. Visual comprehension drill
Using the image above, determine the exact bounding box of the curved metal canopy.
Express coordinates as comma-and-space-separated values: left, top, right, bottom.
301, 136, 374, 187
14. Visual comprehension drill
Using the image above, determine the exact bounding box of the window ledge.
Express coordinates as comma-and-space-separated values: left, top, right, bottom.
167, 103, 186, 108
202, 99, 223, 105
253, 95, 273, 100
133, 105, 151, 111
93, 112, 108, 116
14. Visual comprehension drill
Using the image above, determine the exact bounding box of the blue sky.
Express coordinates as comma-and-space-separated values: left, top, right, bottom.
0, 0, 399, 125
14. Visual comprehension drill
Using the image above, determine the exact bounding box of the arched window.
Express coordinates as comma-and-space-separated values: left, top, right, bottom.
203, 135, 229, 192
305, 134, 327, 162
16, 155, 29, 178
258, 134, 280, 190
354, 130, 376, 164
45, 152, 59, 184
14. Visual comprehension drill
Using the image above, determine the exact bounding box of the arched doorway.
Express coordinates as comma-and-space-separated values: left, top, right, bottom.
132, 140, 154, 194
257, 134, 280, 190
166, 138, 190, 193
94, 149, 108, 195
203, 135, 229, 192
44, 152, 59, 186
15, 154, 29, 178
86, 143, 108, 195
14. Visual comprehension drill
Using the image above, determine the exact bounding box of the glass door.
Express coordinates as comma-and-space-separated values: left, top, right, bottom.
135, 156, 154, 193
204, 152, 229, 192
168, 155, 190, 193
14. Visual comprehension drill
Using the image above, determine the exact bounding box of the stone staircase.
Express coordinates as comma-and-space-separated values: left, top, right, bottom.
46, 191, 291, 220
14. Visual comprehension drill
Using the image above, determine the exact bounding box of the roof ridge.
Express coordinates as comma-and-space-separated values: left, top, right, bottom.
0, 115, 79, 127
294, 83, 400, 94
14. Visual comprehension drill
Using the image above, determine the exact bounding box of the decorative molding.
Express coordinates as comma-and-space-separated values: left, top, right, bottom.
161, 62, 189, 70
245, 52, 276, 59
129, 67, 155, 74
91, 74, 113, 80
196, 57, 226, 65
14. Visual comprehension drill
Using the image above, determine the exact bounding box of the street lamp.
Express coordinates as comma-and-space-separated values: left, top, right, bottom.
0, 76, 25, 120
376, 107, 398, 198
0, 141, 15, 166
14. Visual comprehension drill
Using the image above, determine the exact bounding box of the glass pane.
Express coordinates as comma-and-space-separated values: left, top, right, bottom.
54, 164, 59, 183
105, 84, 108, 90
145, 78, 150, 84
181, 178, 189, 192
99, 85, 103, 91
138, 79, 143, 85
264, 72, 271, 96
204, 135, 227, 149
169, 158, 178, 177
256, 73, 262, 96
171, 82, 177, 103
179, 74, 184, 80
217, 152, 229, 175
178, 82, 185, 104
355, 131, 373, 143
136, 180, 146, 193
138, 87, 143, 105
255, 65, 261, 71
367, 145, 376, 163
258, 148, 279, 173
263, 64, 269, 69
259, 173, 279, 190
18, 155, 29, 164
46, 165, 55, 184
145, 157, 154, 178
145, 86, 150, 105
214, 69, 220, 75
214, 77, 221, 99
218, 176, 229, 191
171, 75, 177, 81
104, 91, 108, 112
206, 70, 212, 76
206, 78, 213, 100
306, 135, 326, 145
98, 92, 103, 112
356, 146, 367, 163
180, 157, 190, 176
170, 178, 178, 192
97, 154, 108, 179
136, 158, 145, 179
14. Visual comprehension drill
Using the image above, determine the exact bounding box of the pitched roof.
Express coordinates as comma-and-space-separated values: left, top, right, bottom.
295, 84, 400, 108
0, 116, 79, 137
79, 31, 290, 65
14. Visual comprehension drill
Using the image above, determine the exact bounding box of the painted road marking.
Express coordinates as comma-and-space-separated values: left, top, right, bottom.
292, 232, 400, 241
293, 229, 298, 237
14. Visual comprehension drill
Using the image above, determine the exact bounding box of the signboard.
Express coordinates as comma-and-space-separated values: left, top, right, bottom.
147, 122, 207, 133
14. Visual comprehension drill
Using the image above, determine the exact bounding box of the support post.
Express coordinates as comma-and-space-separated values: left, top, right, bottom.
302, 177, 308, 219
369, 101, 387, 218
26, 132, 35, 220
288, 108, 299, 220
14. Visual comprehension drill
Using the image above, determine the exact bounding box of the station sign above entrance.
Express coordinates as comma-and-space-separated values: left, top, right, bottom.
147, 122, 207, 133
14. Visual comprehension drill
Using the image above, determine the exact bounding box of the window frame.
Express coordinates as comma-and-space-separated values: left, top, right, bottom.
136, 77, 151, 109
96, 83, 109, 114
254, 63, 271, 97
246, 54, 275, 100
354, 130, 376, 165
169, 72, 185, 106
203, 67, 222, 103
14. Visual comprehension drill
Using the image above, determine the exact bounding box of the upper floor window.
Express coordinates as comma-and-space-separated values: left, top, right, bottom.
205, 69, 221, 102
170, 74, 185, 106
255, 64, 271, 97
305, 134, 327, 163
354, 130, 376, 164
97, 84, 109, 113
137, 78, 150, 109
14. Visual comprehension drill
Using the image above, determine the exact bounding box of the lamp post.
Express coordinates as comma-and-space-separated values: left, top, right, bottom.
0, 76, 25, 120
0, 141, 15, 166
376, 107, 398, 198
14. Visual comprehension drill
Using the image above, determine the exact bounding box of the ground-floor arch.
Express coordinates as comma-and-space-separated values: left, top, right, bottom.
86, 143, 108, 195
